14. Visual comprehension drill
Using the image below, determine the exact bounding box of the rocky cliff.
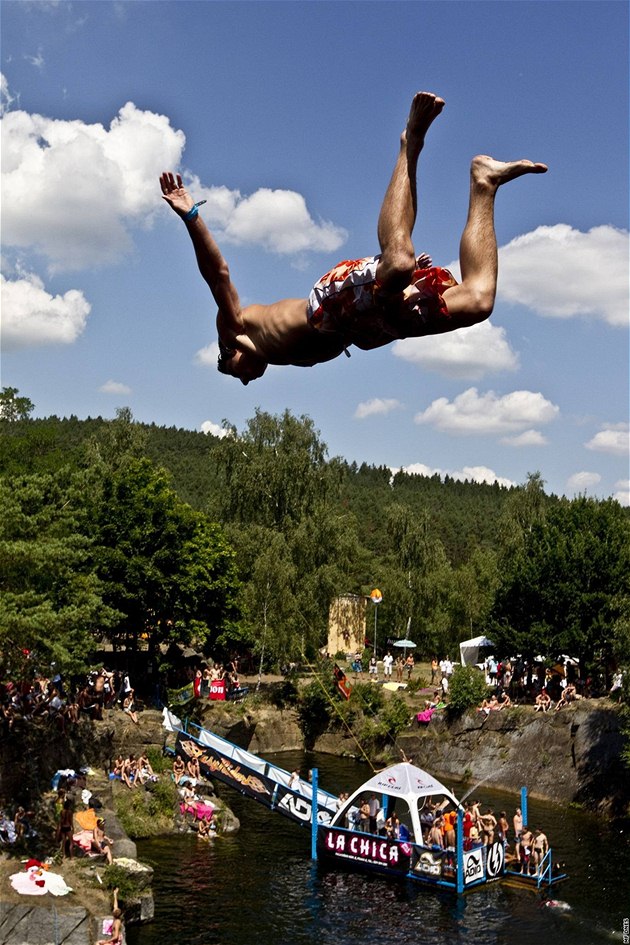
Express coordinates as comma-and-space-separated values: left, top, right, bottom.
202, 698, 627, 816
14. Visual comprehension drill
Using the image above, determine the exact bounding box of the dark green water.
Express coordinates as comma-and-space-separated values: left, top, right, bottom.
127, 751, 630, 945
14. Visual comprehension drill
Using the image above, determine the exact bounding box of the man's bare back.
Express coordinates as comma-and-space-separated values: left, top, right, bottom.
160, 91, 546, 385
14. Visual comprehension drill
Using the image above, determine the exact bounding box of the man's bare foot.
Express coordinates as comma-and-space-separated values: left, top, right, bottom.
471, 154, 548, 189
405, 92, 445, 147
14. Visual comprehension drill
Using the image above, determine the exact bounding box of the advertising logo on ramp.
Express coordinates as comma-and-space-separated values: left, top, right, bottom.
486, 841, 505, 879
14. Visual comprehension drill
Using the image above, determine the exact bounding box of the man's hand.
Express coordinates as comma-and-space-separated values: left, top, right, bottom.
160, 172, 195, 218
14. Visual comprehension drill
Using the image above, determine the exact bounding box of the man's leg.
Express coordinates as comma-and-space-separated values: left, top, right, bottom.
375, 92, 445, 294
442, 155, 547, 325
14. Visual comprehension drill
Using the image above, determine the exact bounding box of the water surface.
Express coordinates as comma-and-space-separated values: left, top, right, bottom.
127, 751, 630, 945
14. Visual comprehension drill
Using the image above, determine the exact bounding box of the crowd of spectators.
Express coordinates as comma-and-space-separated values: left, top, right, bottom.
0, 666, 140, 736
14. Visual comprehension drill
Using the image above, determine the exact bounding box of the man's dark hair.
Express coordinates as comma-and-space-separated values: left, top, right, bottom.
217, 339, 236, 374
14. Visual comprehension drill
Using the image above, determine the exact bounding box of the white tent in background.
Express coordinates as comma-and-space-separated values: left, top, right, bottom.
459, 635, 495, 667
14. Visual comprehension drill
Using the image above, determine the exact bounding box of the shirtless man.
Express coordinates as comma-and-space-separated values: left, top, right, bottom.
513, 806, 523, 864
532, 827, 549, 874
160, 92, 547, 385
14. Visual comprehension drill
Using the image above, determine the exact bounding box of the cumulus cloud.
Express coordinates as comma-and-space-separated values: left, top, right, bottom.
354, 398, 402, 419
0, 85, 347, 274
497, 224, 629, 328
185, 173, 347, 255
194, 342, 219, 367
399, 461, 514, 488
99, 380, 131, 395
392, 321, 518, 380
1, 98, 186, 271
566, 471, 602, 493
613, 480, 630, 507
200, 420, 230, 439
500, 429, 548, 447
1, 271, 90, 349
585, 423, 629, 456
414, 387, 559, 437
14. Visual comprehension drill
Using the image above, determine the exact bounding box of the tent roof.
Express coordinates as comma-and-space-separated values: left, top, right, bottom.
460, 635, 494, 649
356, 762, 459, 804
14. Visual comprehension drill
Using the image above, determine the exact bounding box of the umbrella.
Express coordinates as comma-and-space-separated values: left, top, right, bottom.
394, 639, 416, 657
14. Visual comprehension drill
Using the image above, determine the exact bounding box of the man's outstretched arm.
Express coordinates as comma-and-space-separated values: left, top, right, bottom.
159, 172, 243, 336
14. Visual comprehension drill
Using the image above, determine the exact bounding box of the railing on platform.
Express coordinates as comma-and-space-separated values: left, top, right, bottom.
536, 847, 553, 887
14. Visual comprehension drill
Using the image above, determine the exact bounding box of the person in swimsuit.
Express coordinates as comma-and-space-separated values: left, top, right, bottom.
532, 827, 549, 874
92, 818, 114, 865
160, 91, 547, 385
57, 799, 74, 859
97, 888, 123, 945
513, 806, 523, 863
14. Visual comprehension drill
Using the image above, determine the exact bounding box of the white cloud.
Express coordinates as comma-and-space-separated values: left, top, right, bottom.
497, 224, 629, 328
455, 465, 515, 488
99, 380, 131, 395
0, 271, 90, 349
392, 321, 518, 380
399, 461, 514, 488
186, 173, 347, 255
24, 48, 45, 70
1, 93, 347, 274
585, 423, 629, 456
0, 73, 17, 115
613, 480, 630, 507
194, 342, 219, 367
1, 101, 186, 271
398, 462, 436, 478
200, 420, 230, 439
354, 398, 402, 419
500, 429, 548, 447
566, 471, 602, 493
414, 387, 559, 436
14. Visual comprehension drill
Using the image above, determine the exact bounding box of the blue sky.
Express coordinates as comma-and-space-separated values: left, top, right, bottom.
2, 0, 628, 504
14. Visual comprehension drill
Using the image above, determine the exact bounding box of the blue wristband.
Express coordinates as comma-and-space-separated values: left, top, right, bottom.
184, 200, 207, 221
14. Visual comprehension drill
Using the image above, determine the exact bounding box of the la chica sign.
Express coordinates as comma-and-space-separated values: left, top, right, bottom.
320, 828, 410, 872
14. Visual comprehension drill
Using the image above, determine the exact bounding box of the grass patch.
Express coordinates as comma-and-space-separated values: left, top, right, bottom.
114, 778, 178, 839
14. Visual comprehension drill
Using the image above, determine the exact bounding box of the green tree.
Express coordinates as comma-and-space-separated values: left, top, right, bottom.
234, 526, 298, 675
449, 547, 500, 638
384, 503, 454, 655
0, 387, 35, 422
491, 496, 630, 670
88, 457, 240, 652
447, 665, 489, 715
0, 471, 119, 675
210, 409, 340, 528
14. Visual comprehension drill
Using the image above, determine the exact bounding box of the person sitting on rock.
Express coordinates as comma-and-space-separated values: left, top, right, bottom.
555, 683, 581, 711
534, 689, 551, 712
92, 818, 114, 864
172, 755, 186, 785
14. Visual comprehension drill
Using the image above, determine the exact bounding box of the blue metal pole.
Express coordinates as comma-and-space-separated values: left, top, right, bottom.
311, 768, 319, 861
520, 786, 528, 826
456, 808, 464, 894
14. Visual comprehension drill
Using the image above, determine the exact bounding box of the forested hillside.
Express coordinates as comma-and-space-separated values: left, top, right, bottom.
1, 390, 629, 689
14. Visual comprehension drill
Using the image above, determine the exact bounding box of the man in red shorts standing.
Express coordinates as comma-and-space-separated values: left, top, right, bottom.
160, 92, 547, 386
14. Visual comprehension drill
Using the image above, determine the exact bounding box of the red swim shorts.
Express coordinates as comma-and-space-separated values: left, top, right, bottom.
307, 255, 458, 337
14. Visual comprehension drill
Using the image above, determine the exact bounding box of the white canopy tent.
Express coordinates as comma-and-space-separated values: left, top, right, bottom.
459, 635, 495, 667
331, 761, 461, 843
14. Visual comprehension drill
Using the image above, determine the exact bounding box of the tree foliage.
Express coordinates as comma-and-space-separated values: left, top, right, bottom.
490, 496, 630, 668
0, 387, 34, 422
1, 393, 628, 682
447, 665, 489, 715
0, 471, 120, 675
